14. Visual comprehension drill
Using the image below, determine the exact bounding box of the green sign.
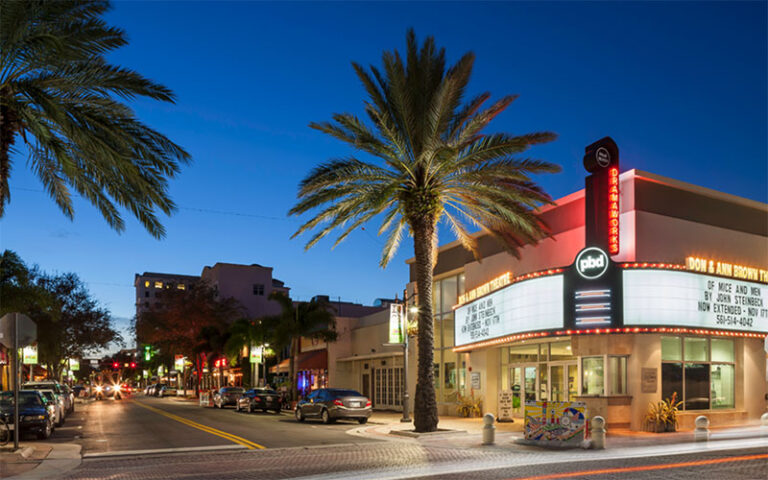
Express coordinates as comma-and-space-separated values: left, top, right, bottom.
144, 345, 151, 361
388, 304, 404, 344
68, 358, 80, 371
22, 345, 38, 364
250, 345, 263, 364
174, 355, 185, 370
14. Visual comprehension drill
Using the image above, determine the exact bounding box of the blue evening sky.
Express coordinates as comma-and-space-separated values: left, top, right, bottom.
2, 1, 766, 342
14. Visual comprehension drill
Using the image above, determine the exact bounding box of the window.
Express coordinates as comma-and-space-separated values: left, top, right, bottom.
441, 276, 458, 313
608, 356, 627, 395
581, 357, 604, 396
177, 283, 186, 290
144, 281, 150, 288
154, 281, 163, 289
508, 344, 539, 363
144, 291, 149, 298
253, 284, 264, 296
661, 336, 734, 410
549, 341, 574, 361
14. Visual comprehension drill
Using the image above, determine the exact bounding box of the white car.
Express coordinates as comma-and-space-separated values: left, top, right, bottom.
24, 381, 73, 415
38, 389, 64, 427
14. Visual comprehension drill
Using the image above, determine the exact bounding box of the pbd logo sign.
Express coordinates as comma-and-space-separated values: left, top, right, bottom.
576, 247, 609, 279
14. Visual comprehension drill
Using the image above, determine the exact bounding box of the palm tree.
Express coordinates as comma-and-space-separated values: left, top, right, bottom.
289, 30, 560, 432
266, 292, 337, 403
224, 318, 269, 387
0, 0, 189, 238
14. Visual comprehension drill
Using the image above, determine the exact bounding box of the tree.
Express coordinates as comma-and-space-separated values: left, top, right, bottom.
35, 272, 122, 379
0, 250, 121, 380
265, 292, 337, 402
224, 318, 270, 387
0, 0, 190, 238
135, 282, 242, 391
289, 30, 560, 432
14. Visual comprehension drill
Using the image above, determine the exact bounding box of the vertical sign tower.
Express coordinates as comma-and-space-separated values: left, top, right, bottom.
583, 137, 620, 255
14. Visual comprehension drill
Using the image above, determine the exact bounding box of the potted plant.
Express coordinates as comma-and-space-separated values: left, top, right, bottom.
456, 393, 483, 418
643, 392, 682, 432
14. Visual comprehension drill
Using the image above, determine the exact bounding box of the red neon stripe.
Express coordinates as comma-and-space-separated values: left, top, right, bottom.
510, 453, 768, 480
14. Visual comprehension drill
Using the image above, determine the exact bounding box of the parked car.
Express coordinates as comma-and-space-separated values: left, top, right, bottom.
60, 384, 75, 412
159, 385, 177, 397
72, 385, 87, 398
235, 388, 281, 413
0, 390, 54, 439
24, 381, 73, 414
38, 390, 65, 427
295, 388, 371, 424
213, 387, 244, 408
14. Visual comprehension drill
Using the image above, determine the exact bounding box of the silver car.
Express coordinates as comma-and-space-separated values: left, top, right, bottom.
24, 382, 72, 416
213, 387, 244, 408
39, 390, 64, 427
295, 388, 371, 424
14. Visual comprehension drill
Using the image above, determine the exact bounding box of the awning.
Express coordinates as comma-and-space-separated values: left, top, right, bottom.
270, 350, 328, 374
336, 351, 403, 362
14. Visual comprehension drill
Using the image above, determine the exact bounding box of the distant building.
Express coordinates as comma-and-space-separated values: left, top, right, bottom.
134, 272, 200, 317
200, 263, 290, 318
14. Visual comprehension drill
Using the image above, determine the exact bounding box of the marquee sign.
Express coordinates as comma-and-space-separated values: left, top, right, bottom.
686, 256, 768, 283
583, 137, 620, 255
623, 269, 768, 333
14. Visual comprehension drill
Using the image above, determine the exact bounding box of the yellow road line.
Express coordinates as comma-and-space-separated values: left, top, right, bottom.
132, 400, 265, 450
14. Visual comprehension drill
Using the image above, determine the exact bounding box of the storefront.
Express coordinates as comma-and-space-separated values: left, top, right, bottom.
406, 138, 768, 428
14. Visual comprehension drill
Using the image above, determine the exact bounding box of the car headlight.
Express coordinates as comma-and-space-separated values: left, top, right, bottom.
23, 415, 46, 421
96, 386, 103, 392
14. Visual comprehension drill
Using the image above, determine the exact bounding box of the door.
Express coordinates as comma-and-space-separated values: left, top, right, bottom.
509, 367, 523, 417
566, 363, 579, 400
523, 366, 537, 403
550, 365, 565, 401
362, 373, 370, 401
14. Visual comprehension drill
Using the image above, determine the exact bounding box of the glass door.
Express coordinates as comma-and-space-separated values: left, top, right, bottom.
550, 365, 565, 401
566, 363, 579, 400
524, 366, 537, 403
509, 367, 522, 416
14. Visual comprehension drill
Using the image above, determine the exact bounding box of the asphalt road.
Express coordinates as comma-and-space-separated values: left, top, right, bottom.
77, 395, 379, 454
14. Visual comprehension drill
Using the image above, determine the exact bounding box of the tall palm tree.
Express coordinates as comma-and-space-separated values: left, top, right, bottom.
224, 317, 269, 387
289, 30, 560, 432
0, 0, 189, 238
266, 292, 337, 402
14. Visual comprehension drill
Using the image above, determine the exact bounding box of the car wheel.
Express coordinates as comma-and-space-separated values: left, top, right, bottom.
358, 418, 368, 424
295, 407, 305, 422
262, 408, 267, 413
38, 421, 52, 440
321, 409, 332, 424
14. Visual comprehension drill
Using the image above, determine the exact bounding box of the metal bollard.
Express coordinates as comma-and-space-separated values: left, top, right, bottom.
482, 413, 496, 445
694, 415, 709, 442
591, 416, 606, 449
761, 413, 768, 428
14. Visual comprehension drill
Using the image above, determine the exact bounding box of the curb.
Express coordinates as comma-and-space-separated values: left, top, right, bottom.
6, 443, 82, 480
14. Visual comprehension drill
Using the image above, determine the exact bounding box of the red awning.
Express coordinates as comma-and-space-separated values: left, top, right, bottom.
270, 350, 327, 374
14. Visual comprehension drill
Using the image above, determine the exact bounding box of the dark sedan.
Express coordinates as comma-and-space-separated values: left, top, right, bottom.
295, 388, 371, 424
213, 387, 244, 408
235, 388, 281, 414
0, 390, 54, 439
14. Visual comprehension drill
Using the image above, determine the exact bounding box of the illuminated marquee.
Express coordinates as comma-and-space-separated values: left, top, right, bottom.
457, 272, 511, 306
686, 256, 768, 283
608, 167, 619, 254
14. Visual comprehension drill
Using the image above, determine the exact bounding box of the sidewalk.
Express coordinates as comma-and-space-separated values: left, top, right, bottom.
0, 443, 80, 480
355, 411, 768, 450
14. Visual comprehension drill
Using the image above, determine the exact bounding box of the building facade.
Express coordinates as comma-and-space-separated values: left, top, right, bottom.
403, 168, 767, 429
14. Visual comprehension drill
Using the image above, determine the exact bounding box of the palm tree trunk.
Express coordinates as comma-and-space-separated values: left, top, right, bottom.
0, 99, 16, 215
411, 218, 439, 432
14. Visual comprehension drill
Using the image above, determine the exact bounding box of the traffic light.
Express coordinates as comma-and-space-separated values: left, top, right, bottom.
112, 361, 119, 369
130, 362, 136, 369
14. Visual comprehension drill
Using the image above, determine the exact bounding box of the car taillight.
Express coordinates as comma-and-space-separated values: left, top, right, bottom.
366, 400, 371, 407
333, 399, 343, 406
254, 396, 261, 402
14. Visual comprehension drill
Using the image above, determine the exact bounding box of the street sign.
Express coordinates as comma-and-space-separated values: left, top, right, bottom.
250, 345, 263, 364
0, 313, 37, 348
388, 304, 404, 344
22, 345, 38, 364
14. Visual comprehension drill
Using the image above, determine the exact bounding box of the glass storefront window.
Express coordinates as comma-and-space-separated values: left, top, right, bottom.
509, 344, 539, 363
539, 365, 548, 400
661, 336, 682, 361
441, 276, 458, 314
711, 364, 734, 409
684, 363, 710, 410
432, 361, 440, 390
711, 339, 734, 363
608, 356, 627, 395
442, 313, 455, 348
581, 357, 604, 396
432, 280, 441, 314
661, 363, 683, 402
458, 273, 465, 297
684, 337, 708, 362
432, 318, 441, 349
549, 341, 574, 360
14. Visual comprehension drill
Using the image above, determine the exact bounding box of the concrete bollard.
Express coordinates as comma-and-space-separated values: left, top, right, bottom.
482, 413, 496, 445
761, 413, 768, 428
694, 415, 709, 442
591, 416, 606, 450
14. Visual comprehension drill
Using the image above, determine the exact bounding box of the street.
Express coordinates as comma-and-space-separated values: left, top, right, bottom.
35, 395, 765, 480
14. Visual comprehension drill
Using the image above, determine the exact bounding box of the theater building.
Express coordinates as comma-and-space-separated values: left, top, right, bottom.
405, 138, 767, 430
